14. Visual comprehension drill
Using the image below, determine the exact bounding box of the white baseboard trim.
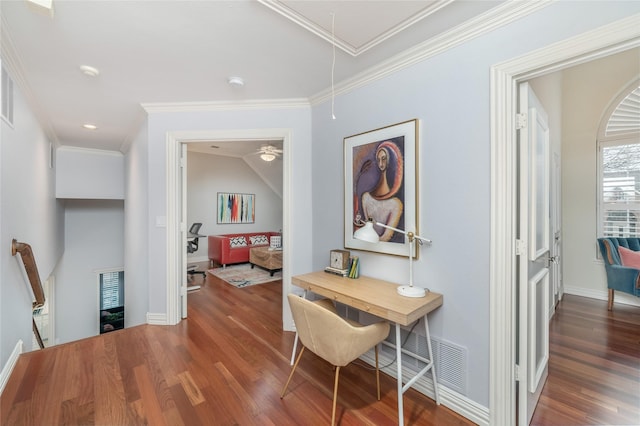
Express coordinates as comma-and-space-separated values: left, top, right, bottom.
188, 255, 209, 264
564, 286, 640, 308
360, 349, 489, 426
146, 312, 168, 325
0, 340, 23, 395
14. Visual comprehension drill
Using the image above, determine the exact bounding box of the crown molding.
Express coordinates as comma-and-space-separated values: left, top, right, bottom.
257, 0, 454, 57
309, 0, 553, 106
141, 98, 310, 113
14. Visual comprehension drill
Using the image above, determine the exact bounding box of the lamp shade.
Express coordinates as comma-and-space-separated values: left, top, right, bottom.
353, 220, 380, 243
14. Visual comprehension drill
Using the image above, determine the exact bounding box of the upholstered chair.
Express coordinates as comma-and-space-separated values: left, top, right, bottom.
597, 237, 640, 310
281, 294, 390, 425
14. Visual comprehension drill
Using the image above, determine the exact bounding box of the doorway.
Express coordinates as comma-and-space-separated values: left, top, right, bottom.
489, 17, 640, 425
165, 129, 294, 330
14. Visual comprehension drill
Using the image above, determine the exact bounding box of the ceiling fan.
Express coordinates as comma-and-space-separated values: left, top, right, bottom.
256, 145, 283, 162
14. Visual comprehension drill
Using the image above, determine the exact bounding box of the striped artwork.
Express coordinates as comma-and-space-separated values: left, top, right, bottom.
217, 193, 255, 224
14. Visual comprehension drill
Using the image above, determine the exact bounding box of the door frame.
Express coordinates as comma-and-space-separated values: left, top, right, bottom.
489, 15, 640, 425
165, 128, 293, 328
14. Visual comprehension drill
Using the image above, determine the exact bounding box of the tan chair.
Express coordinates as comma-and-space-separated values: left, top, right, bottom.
281, 294, 390, 425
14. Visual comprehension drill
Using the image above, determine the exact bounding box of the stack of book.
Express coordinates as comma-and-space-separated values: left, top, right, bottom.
324, 266, 348, 276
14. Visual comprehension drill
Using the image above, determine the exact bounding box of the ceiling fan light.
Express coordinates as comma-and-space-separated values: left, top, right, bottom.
260, 153, 276, 162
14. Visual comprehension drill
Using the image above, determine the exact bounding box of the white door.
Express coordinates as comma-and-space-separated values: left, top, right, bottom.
180, 143, 188, 318
517, 83, 551, 425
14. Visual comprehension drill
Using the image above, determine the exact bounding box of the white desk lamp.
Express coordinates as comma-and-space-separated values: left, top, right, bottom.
353, 218, 431, 298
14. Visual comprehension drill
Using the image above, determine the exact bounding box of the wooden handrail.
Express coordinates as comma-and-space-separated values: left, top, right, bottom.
11, 239, 46, 309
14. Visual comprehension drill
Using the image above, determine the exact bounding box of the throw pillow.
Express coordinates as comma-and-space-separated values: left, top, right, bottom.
249, 235, 269, 246
229, 236, 247, 248
618, 246, 640, 269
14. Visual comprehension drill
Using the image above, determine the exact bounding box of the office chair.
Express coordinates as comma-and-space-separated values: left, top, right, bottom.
187, 223, 206, 280
281, 294, 390, 426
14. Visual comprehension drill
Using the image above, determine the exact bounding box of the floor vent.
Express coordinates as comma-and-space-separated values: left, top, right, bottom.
2, 66, 14, 125
383, 327, 467, 395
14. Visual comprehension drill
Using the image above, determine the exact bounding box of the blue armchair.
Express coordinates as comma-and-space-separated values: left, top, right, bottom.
597, 237, 640, 310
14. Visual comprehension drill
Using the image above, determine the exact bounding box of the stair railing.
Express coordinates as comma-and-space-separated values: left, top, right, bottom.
11, 239, 46, 349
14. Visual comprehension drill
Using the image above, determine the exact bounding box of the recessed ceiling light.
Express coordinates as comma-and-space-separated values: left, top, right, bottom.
82, 124, 97, 130
227, 76, 244, 87
79, 65, 100, 77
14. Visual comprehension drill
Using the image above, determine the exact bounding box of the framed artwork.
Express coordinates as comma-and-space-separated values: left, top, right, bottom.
217, 192, 255, 224
344, 119, 419, 257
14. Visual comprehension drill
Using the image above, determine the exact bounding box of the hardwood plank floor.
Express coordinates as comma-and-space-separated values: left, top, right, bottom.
3, 271, 638, 425
530, 294, 640, 426
1, 270, 471, 425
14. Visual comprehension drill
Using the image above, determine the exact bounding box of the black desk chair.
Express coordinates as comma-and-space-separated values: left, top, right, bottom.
187, 223, 206, 280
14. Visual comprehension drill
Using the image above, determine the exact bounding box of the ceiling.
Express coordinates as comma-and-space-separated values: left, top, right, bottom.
1, 0, 505, 155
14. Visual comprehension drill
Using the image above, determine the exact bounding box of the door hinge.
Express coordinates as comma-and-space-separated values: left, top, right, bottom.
515, 239, 527, 256
516, 112, 527, 129
515, 364, 521, 381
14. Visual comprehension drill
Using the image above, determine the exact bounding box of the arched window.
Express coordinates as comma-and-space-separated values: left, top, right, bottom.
598, 79, 640, 238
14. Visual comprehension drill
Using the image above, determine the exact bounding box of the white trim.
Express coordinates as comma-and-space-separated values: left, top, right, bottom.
0, 340, 23, 395
146, 312, 168, 325
142, 98, 309, 113
490, 13, 640, 425
564, 286, 640, 308
165, 128, 295, 330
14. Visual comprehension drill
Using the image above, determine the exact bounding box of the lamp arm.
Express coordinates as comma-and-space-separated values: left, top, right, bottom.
371, 221, 432, 244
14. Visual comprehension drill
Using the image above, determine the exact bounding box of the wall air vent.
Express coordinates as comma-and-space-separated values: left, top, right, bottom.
1, 66, 14, 126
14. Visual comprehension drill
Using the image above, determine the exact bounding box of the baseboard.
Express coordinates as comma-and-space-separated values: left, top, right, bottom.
146, 312, 168, 325
360, 349, 489, 426
564, 286, 640, 308
187, 255, 209, 264
0, 340, 23, 395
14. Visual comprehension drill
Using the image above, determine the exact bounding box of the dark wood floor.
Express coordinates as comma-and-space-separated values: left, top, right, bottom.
0, 271, 470, 425
530, 294, 640, 426
2, 270, 639, 425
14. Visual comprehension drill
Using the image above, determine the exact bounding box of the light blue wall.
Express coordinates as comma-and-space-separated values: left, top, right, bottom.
124, 121, 150, 328
310, 1, 640, 407
0, 65, 64, 367
54, 200, 124, 343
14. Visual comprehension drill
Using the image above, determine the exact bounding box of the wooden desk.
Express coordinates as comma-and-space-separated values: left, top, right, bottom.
291, 271, 443, 426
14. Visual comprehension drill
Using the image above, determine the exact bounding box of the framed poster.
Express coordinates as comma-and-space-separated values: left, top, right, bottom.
344, 119, 419, 257
217, 192, 255, 224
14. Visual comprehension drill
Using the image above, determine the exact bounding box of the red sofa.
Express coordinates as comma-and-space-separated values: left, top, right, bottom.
208, 232, 280, 267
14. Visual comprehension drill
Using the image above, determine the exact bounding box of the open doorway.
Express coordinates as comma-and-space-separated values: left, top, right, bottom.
489, 17, 640, 425
164, 129, 294, 329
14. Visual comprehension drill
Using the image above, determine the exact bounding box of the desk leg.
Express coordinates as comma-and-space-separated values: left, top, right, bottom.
424, 315, 440, 405
395, 323, 404, 426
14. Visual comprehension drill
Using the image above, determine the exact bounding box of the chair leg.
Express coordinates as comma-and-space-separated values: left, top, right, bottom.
608, 289, 614, 311
331, 366, 341, 426
281, 346, 305, 398
375, 344, 381, 400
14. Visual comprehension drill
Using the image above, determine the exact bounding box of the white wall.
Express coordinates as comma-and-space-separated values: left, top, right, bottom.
56, 147, 125, 199
310, 1, 640, 408
186, 151, 283, 261
0, 67, 64, 367
124, 122, 149, 327
562, 48, 640, 303
54, 199, 124, 344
